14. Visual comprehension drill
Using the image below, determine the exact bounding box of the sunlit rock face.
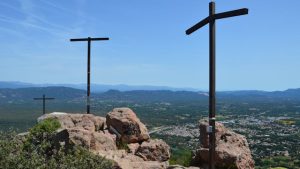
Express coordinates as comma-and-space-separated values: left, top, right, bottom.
38, 108, 169, 169
135, 139, 170, 162
38, 113, 106, 131
106, 107, 150, 143
191, 119, 255, 169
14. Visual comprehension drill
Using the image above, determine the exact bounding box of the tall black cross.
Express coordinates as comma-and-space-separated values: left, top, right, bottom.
70, 37, 109, 114
185, 2, 248, 169
33, 94, 55, 115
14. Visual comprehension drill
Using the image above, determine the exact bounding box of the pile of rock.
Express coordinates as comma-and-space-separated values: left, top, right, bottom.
38, 108, 170, 169
190, 119, 255, 169
37, 109, 255, 169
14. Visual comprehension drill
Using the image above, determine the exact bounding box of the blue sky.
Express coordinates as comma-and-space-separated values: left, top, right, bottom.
0, 0, 299, 91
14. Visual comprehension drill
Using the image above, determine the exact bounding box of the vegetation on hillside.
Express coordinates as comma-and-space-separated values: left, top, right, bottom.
1, 88, 300, 168
276, 119, 296, 125
255, 156, 300, 169
169, 147, 193, 167
0, 119, 113, 169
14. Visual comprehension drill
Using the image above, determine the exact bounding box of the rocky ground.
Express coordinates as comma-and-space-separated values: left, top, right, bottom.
35, 108, 255, 169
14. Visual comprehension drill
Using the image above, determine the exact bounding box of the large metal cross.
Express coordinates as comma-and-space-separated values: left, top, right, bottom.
70, 37, 109, 114
185, 2, 248, 169
33, 94, 55, 115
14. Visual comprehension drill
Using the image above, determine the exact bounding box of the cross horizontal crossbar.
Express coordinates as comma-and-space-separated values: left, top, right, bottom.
33, 98, 55, 100
186, 17, 210, 35
214, 8, 248, 20
70, 37, 109, 42
186, 8, 248, 35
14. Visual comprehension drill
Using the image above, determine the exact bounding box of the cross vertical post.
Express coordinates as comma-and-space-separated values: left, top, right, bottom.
70, 37, 109, 114
185, 2, 248, 169
209, 2, 216, 169
87, 38, 91, 114
33, 94, 55, 115
43, 94, 46, 115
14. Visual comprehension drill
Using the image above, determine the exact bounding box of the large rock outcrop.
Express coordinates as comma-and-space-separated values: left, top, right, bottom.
191, 120, 255, 169
38, 108, 169, 169
96, 149, 169, 169
135, 139, 170, 162
106, 108, 150, 143
54, 128, 117, 152
38, 112, 106, 131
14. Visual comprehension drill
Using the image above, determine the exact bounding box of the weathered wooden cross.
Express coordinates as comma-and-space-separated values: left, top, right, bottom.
185, 2, 248, 169
33, 94, 55, 115
70, 37, 109, 114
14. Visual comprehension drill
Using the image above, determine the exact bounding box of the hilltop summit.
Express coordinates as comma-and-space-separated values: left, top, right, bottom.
34, 109, 254, 169
38, 108, 170, 169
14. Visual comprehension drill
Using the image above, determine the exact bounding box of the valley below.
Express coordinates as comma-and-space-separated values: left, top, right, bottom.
0, 87, 299, 168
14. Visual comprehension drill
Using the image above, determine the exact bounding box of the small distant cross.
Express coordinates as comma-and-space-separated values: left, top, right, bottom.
70, 37, 109, 114
33, 94, 55, 115
185, 2, 248, 169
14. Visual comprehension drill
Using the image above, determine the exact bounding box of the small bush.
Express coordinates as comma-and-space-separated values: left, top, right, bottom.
169, 147, 193, 167
0, 120, 114, 169
257, 156, 300, 169
30, 118, 61, 135
23, 118, 61, 154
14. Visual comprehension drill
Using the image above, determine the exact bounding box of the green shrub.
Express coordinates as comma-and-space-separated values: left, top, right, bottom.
0, 121, 114, 169
256, 156, 300, 169
30, 118, 61, 136
169, 147, 193, 167
23, 118, 61, 154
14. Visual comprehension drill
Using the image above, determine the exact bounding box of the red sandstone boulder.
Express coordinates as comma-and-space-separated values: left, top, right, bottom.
191, 120, 255, 169
135, 139, 170, 162
106, 108, 150, 143
97, 149, 169, 169
38, 112, 106, 132
128, 143, 140, 154
37, 111, 171, 169
54, 128, 117, 152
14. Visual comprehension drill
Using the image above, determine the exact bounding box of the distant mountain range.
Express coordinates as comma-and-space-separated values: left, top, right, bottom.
0, 81, 198, 92
0, 85, 300, 103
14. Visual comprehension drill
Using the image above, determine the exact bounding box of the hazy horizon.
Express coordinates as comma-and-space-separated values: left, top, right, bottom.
1, 80, 299, 92
1, 0, 300, 91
